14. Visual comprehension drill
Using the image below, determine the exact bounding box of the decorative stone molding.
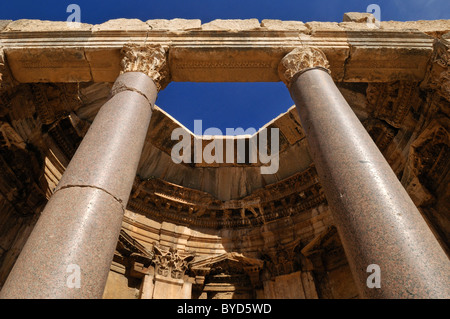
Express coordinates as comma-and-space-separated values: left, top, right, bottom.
0, 48, 16, 92
363, 118, 397, 152
120, 43, 170, 91
402, 117, 450, 206
128, 165, 325, 229
190, 252, 264, 289
31, 83, 83, 125
278, 47, 330, 87
366, 81, 421, 128
422, 39, 450, 102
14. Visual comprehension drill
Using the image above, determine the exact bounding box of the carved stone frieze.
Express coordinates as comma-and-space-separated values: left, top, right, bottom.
120, 44, 170, 91
402, 117, 450, 206
31, 83, 82, 125
363, 118, 397, 152
366, 81, 421, 128
128, 165, 326, 229
421, 39, 450, 102
278, 47, 330, 87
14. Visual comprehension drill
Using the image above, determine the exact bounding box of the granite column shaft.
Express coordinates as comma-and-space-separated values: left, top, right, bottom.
0, 44, 167, 298
280, 47, 450, 298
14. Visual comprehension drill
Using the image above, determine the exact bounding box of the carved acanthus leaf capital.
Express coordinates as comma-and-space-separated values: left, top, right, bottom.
152, 244, 195, 279
120, 44, 170, 91
278, 47, 330, 87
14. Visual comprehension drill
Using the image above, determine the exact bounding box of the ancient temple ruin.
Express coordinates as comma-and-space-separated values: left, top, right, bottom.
0, 13, 449, 299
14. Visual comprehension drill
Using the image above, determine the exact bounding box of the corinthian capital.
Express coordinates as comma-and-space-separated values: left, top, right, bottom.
120, 44, 170, 91
278, 47, 330, 87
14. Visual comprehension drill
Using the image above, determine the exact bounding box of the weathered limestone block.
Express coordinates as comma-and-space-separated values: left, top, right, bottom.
339, 22, 378, 30
263, 271, 307, 299
304, 21, 345, 33
0, 20, 12, 31
260, 19, 308, 32
169, 46, 283, 82
343, 12, 376, 23
146, 19, 201, 31
84, 48, 121, 82
6, 47, 92, 83
3, 19, 92, 32
345, 31, 433, 82
92, 18, 150, 32
102, 263, 141, 299
381, 20, 450, 37
201, 19, 260, 31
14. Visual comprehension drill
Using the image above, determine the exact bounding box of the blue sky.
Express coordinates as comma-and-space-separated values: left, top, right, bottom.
1, 0, 449, 133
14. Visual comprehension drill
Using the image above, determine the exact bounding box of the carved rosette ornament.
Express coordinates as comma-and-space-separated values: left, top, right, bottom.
120, 44, 170, 91
278, 47, 330, 88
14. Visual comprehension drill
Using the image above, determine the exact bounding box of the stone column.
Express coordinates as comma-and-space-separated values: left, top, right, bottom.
278, 47, 450, 299
0, 44, 169, 299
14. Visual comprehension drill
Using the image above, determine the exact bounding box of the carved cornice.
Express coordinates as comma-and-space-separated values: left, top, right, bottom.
120, 44, 170, 91
278, 47, 330, 87
128, 165, 326, 229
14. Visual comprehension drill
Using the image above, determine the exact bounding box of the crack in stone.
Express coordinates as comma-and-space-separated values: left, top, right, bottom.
83, 49, 94, 82
342, 45, 352, 81
55, 184, 125, 212
111, 82, 154, 108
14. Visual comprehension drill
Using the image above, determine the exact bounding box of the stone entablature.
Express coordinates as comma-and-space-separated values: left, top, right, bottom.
1, 18, 448, 85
